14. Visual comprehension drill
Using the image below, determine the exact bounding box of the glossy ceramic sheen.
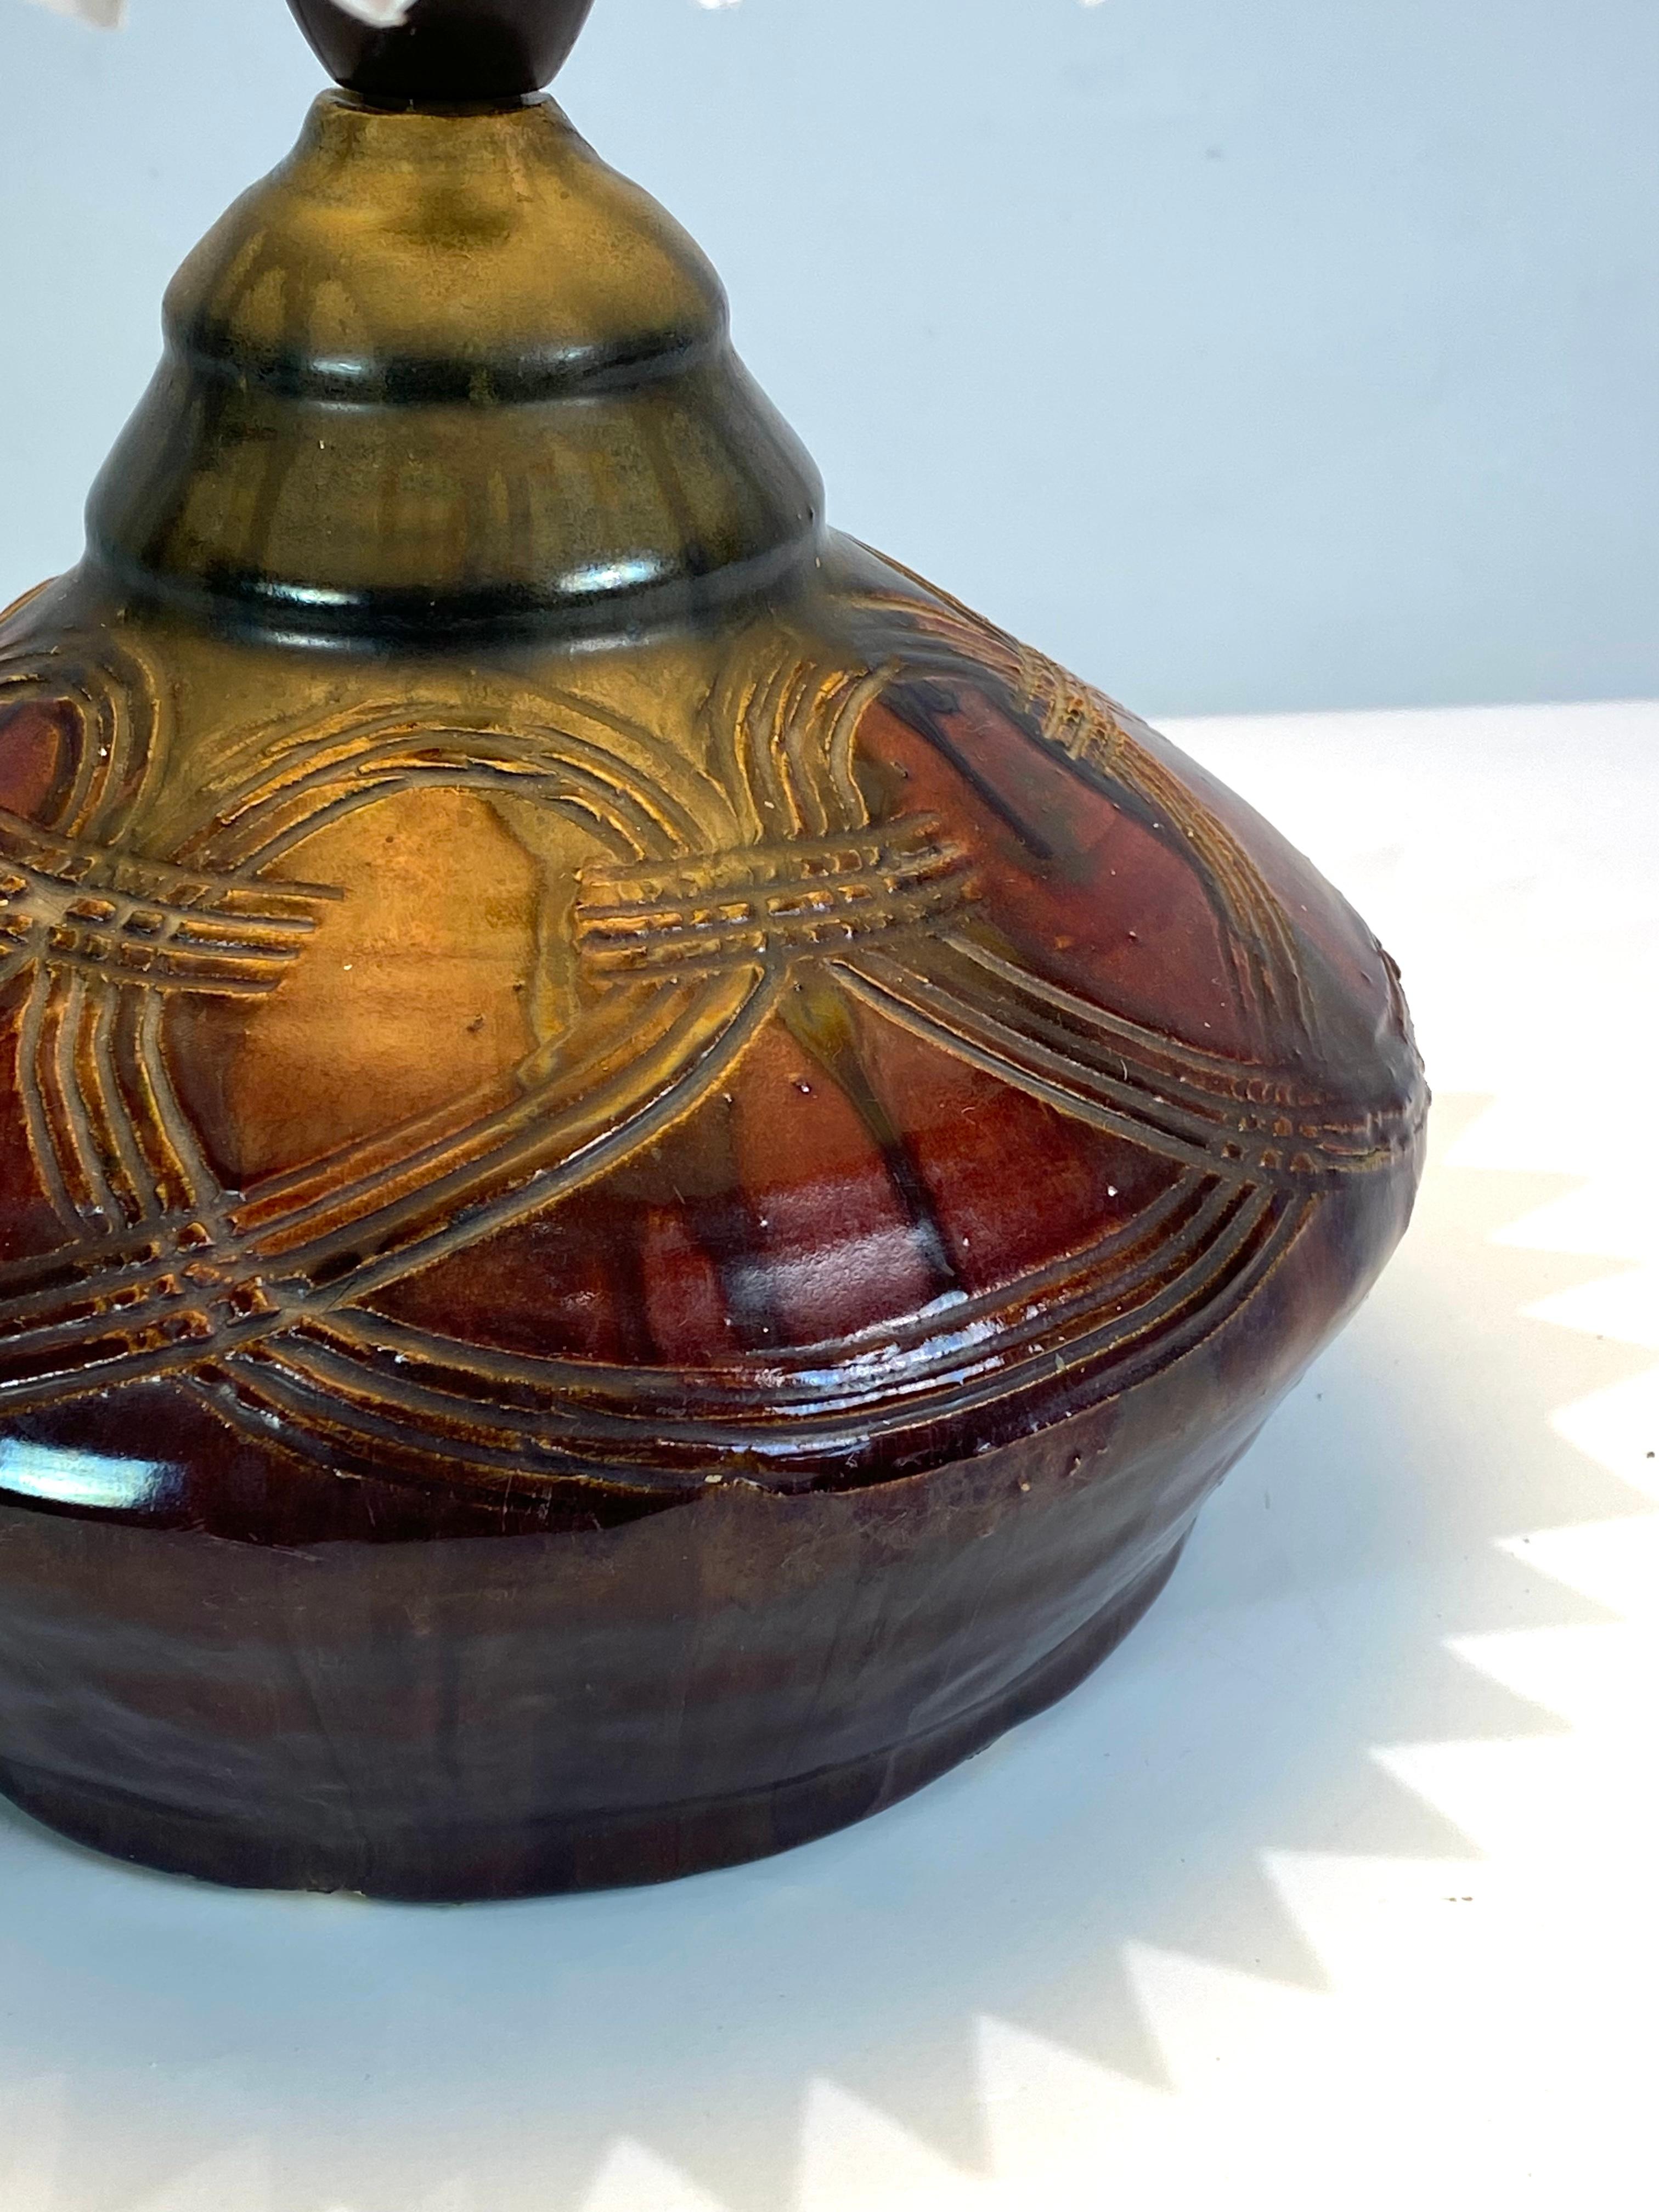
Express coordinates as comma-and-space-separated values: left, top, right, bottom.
0, 40, 1426, 1897
289, 0, 599, 109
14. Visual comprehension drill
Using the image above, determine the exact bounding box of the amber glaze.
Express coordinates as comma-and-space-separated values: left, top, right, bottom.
0, 1, 1426, 1898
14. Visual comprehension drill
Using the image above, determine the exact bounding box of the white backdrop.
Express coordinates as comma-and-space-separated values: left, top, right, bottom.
1, 0, 1656, 717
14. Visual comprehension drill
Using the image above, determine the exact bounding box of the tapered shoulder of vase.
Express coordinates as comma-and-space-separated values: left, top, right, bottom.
86, 96, 822, 649
172, 97, 719, 398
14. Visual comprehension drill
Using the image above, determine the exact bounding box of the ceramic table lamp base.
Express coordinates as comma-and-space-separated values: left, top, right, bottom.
0, 0, 1426, 1898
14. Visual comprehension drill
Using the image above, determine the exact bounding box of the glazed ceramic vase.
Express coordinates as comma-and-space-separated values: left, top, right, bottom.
0, 0, 1426, 1898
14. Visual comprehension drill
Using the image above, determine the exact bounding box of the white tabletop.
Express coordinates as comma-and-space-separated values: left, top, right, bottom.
1, 697, 1652, 2212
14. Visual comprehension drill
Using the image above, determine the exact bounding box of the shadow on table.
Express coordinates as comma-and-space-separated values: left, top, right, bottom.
0, 1107, 1644, 2212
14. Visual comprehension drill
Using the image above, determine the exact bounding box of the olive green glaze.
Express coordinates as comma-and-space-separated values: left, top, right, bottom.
88, 97, 821, 641
0, 12, 1425, 1898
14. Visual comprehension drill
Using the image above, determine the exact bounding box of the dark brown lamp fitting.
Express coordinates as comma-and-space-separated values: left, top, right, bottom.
287, 0, 598, 106
0, 0, 1427, 1900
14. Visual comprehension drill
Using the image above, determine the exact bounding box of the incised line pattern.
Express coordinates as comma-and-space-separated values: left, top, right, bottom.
0, 591, 1419, 1496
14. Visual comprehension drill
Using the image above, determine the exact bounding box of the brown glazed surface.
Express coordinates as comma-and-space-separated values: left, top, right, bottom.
0, 82, 1426, 1898
287, 0, 599, 107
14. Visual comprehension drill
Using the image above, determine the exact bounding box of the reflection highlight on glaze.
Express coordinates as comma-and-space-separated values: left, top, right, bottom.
0, 1438, 170, 1511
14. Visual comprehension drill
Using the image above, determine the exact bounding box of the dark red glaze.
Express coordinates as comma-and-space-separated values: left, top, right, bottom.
0, 64, 1425, 1897
0, 554, 1425, 1897
0, 701, 77, 827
